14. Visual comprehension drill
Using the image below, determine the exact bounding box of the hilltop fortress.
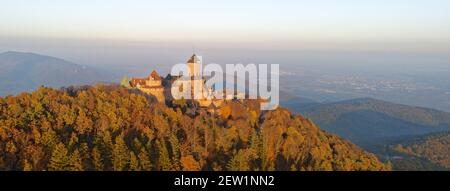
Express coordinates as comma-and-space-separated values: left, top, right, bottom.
127, 54, 278, 110
128, 54, 231, 108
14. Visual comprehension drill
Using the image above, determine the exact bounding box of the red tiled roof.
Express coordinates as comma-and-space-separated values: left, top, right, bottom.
149, 70, 162, 80
130, 70, 162, 87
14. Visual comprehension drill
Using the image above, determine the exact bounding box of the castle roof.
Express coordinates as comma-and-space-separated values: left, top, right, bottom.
130, 78, 146, 87
129, 70, 162, 87
149, 70, 162, 80
187, 54, 200, 63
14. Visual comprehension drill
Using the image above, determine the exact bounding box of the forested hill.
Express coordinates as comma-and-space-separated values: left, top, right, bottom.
299, 98, 450, 146
381, 132, 450, 170
0, 85, 388, 171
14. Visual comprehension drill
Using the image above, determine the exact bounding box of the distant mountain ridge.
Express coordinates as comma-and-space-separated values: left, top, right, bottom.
0, 51, 116, 96
279, 92, 320, 111
297, 98, 450, 146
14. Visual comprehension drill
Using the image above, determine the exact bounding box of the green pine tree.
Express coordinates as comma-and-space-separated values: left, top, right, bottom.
157, 140, 172, 171
92, 147, 104, 171
169, 134, 181, 170
48, 143, 70, 171
68, 133, 79, 151
69, 149, 84, 171
129, 151, 140, 171
95, 131, 113, 169
138, 148, 152, 170
227, 150, 250, 171
112, 134, 129, 171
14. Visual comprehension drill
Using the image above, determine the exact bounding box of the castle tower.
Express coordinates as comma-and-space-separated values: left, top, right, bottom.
186, 54, 205, 99
187, 54, 201, 77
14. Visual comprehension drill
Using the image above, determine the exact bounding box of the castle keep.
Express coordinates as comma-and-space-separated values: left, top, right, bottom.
129, 54, 224, 108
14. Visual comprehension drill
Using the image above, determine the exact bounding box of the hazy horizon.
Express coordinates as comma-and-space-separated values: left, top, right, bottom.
1, 0, 450, 112
1, 0, 449, 67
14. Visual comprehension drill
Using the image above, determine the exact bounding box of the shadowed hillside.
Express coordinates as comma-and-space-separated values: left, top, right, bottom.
298, 98, 450, 146
373, 131, 450, 171
0, 51, 116, 96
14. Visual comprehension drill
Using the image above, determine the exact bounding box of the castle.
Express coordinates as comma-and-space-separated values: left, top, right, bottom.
130, 70, 165, 102
129, 54, 225, 108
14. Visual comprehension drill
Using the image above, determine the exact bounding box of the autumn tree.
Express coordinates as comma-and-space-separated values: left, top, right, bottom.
91, 147, 104, 171
157, 140, 172, 171
129, 151, 140, 171
69, 149, 84, 171
181, 155, 200, 171
112, 133, 129, 171
138, 148, 152, 170
48, 143, 70, 171
0, 85, 389, 171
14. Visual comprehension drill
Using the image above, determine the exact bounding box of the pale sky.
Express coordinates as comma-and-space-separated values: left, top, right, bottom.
1, 0, 450, 54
